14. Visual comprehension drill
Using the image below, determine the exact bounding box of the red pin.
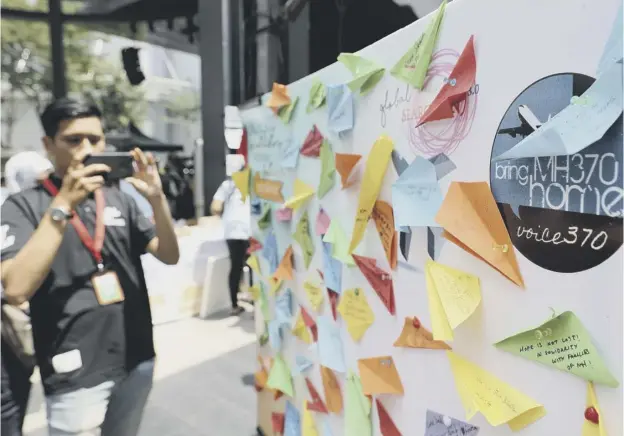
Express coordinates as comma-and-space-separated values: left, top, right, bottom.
584, 406, 599, 424
412, 317, 421, 329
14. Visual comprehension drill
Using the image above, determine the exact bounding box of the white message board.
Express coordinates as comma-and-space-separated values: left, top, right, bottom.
244, 0, 623, 434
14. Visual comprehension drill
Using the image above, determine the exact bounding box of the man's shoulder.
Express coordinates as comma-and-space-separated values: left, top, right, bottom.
1, 185, 48, 213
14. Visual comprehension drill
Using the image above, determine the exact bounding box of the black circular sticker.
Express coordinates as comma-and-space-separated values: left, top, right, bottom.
489, 73, 623, 273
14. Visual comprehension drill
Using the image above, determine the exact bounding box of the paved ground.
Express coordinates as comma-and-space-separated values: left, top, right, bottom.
23, 310, 258, 436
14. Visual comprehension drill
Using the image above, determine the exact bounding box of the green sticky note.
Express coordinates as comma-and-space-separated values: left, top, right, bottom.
322, 220, 355, 267
266, 354, 294, 397
259, 283, 270, 321
345, 371, 372, 436
307, 80, 326, 112
318, 139, 336, 199
494, 311, 619, 387
258, 205, 272, 230
278, 96, 299, 124
390, 0, 446, 89
292, 211, 315, 269
259, 322, 269, 346
337, 53, 386, 96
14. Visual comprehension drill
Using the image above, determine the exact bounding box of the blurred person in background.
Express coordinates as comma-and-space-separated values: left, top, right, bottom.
1, 151, 52, 435
210, 154, 251, 316
0, 97, 180, 436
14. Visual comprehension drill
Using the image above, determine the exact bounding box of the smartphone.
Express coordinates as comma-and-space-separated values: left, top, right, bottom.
83, 152, 135, 180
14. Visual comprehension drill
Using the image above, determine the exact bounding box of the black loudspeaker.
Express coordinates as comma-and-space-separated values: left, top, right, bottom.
121, 47, 145, 86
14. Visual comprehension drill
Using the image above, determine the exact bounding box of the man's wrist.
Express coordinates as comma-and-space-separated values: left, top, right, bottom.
147, 191, 167, 207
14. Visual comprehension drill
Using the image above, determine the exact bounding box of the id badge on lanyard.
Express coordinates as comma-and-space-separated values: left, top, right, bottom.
42, 180, 125, 305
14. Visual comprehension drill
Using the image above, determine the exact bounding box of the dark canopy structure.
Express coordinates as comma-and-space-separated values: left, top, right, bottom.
106, 122, 183, 152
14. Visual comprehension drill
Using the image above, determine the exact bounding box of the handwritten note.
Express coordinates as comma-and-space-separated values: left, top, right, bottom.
322, 241, 342, 293
317, 315, 346, 373
253, 172, 284, 203
337, 288, 375, 342
424, 410, 479, 436
494, 311, 618, 387
371, 201, 398, 269
326, 84, 355, 134
307, 79, 327, 112
294, 211, 315, 269
304, 281, 324, 311
244, 106, 291, 172
318, 139, 336, 198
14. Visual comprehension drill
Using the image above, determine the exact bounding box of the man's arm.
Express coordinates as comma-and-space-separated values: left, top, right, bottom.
1, 197, 69, 305
145, 193, 179, 265
210, 181, 228, 216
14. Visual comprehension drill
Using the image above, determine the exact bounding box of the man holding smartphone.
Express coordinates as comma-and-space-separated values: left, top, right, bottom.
0, 97, 180, 436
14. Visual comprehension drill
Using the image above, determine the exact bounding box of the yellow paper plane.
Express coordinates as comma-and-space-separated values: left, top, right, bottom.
284, 179, 315, 210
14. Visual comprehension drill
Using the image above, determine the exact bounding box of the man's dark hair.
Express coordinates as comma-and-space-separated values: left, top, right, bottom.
40, 97, 102, 138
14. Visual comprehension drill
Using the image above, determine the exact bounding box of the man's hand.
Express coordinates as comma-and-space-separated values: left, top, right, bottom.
56, 158, 110, 210
125, 148, 163, 201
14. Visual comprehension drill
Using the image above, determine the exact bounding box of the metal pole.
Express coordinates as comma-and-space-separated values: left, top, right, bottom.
222, 0, 232, 105
193, 138, 205, 220
49, 0, 67, 98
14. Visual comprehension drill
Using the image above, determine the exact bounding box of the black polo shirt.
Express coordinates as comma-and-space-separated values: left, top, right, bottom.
0, 176, 156, 395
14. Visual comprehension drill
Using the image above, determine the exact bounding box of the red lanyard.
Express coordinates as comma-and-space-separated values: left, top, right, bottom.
41, 179, 106, 269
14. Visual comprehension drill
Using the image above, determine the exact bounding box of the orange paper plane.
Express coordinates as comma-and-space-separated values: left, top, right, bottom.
371, 201, 398, 270
301, 125, 324, 157
266, 82, 291, 112
393, 316, 451, 350
305, 378, 328, 413
376, 399, 402, 436
273, 246, 294, 281
417, 35, 477, 127
352, 254, 395, 315
253, 172, 284, 203
358, 356, 404, 395
435, 181, 524, 287
321, 365, 343, 414
335, 153, 362, 189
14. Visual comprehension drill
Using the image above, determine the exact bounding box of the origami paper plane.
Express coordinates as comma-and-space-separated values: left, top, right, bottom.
390, 0, 446, 89
323, 220, 355, 266
302, 401, 319, 436
318, 140, 336, 199
294, 211, 315, 269
327, 289, 339, 321
392, 156, 444, 228
266, 82, 291, 111
494, 311, 618, 387
417, 35, 476, 126
349, 135, 394, 252
272, 412, 285, 434
338, 53, 385, 95
246, 254, 261, 276
278, 96, 299, 124
358, 356, 404, 395
248, 285, 260, 302
231, 167, 250, 201
391, 149, 409, 176
258, 205, 272, 230
376, 399, 402, 436
393, 316, 451, 350
597, 4, 623, 76
315, 208, 331, 236
307, 79, 327, 112
352, 254, 395, 315
335, 153, 361, 189
263, 231, 279, 273
424, 410, 479, 436
492, 59, 623, 161
326, 84, 354, 134
435, 181, 525, 287
305, 378, 328, 413
371, 201, 398, 270
293, 311, 313, 344
270, 277, 283, 296
284, 401, 301, 436
337, 288, 375, 342
276, 207, 293, 222
275, 288, 293, 326
253, 172, 284, 203
282, 139, 301, 169
267, 354, 294, 397
447, 351, 546, 431
247, 237, 262, 254
268, 320, 284, 351
304, 281, 324, 311
345, 371, 372, 435
429, 153, 456, 180
273, 245, 294, 281
301, 306, 318, 342
284, 179, 315, 210
301, 125, 324, 157
322, 241, 342, 294
582, 382, 606, 436
255, 358, 269, 391
321, 366, 343, 414
317, 315, 346, 373
425, 259, 481, 341
294, 355, 313, 375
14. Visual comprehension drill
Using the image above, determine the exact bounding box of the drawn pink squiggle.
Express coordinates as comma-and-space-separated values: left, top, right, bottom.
406, 49, 478, 157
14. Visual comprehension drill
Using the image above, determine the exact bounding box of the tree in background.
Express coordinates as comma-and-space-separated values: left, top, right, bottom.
1, 0, 146, 148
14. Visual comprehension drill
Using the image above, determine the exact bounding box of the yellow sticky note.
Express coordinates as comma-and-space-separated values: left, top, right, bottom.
582, 382, 606, 436
337, 288, 375, 342
247, 255, 261, 276
232, 167, 250, 201
349, 135, 394, 253
304, 281, 324, 311
270, 277, 283, 296
248, 285, 260, 301
448, 351, 546, 431
425, 259, 481, 341
322, 219, 355, 266
302, 401, 319, 436
284, 179, 315, 211
292, 312, 312, 344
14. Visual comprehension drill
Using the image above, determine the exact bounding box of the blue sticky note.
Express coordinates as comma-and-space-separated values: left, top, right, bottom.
294, 355, 313, 374
391, 149, 409, 176
597, 4, 623, 76
493, 60, 624, 161
321, 419, 334, 436
428, 153, 456, 180
424, 410, 479, 436
262, 231, 279, 273
268, 320, 283, 352
317, 315, 346, 373
281, 139, 300, 169
326, 84, 354, 134
275, 288, 293, 325
321, 241, 342, 294
392, 156, 444, 228
284, 401, 301, 436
